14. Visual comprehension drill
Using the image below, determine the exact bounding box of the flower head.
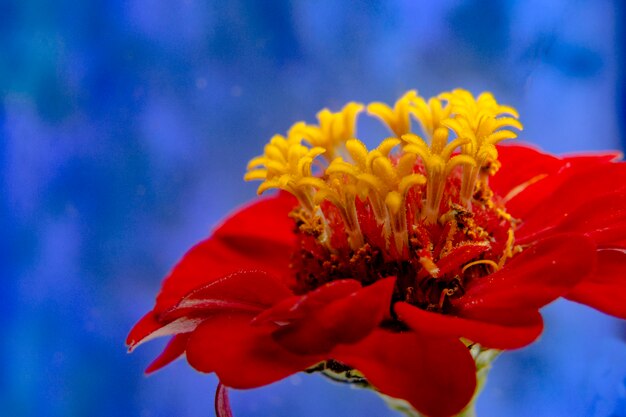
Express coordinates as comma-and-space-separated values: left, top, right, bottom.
128, 89, 626, 417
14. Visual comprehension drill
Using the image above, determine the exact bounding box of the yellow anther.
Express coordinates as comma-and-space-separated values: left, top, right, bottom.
410, 96, 452, 138
372, 157, 398, 186
345, 139, 369, 167
367, 90, 418, 137
243, 169, 268, 181
289, 102, 363, 160
498, 228, 517, 269
377, 138, 402, 156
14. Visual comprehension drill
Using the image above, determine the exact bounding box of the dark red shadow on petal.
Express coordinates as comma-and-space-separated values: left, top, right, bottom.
333, 329, 477, 417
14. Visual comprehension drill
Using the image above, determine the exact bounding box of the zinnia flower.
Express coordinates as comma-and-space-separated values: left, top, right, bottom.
127, 89, 626, 417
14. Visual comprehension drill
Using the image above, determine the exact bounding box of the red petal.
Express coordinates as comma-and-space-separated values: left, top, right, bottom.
562, 152, 623, 164
155, 193, 297, 314
215, 382, 234, 417
253, 279, 362, 325
127, 312, 162, 350
566, 249, 626, 319
395, 302, 542, 349
270, 278, 396, 354
185, 312, 321, 388
129, 270, 294, 350
333, 329, 477, 417
508, 161, 626, 225
491, 144, 562, 197
516, 192, 626, 247
145, 334, 190, 374
454, 234, 596, 323
160, 270, 293, 322
128, 315, 204, 351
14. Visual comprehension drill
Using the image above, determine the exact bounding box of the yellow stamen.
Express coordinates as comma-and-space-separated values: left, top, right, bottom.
439, 89, 523, 206
402, 128, 475, 223
498, 228, 517, 268
461, 259, 499, 274
410, 95, 452, 138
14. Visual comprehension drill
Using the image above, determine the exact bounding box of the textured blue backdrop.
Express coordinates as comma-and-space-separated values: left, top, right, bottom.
3, 1, 626, 416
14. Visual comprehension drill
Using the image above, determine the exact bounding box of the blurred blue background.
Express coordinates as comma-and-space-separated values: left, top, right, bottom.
3, 1, 626, 416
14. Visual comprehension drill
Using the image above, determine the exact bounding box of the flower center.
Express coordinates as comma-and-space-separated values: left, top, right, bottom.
245, 89, 523, 313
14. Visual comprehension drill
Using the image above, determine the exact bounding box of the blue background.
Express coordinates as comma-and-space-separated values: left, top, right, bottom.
3, 1, 626, 416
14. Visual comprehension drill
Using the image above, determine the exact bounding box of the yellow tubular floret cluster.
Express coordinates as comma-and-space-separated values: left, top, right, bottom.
367, 90, 418, 137
245, 89, 522, 250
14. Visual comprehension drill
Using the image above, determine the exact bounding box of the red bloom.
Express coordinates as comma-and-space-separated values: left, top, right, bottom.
128, 90, 626, 417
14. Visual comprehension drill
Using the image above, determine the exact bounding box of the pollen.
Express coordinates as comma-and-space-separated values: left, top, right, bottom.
245, 89, 523, 310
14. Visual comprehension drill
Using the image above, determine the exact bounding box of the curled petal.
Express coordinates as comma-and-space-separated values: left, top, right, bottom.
127, 313, 202, 351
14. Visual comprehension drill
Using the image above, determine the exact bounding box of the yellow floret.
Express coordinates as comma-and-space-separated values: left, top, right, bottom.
288, 102, 363, 161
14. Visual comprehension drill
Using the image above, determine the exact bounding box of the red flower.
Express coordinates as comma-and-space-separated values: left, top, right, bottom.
128, 90, 626, 417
